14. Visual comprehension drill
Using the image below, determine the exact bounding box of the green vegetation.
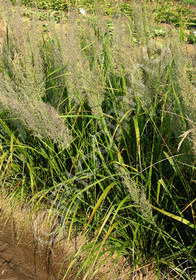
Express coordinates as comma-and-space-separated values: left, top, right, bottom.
0, 0, 196, 279
153, 0, 193, 24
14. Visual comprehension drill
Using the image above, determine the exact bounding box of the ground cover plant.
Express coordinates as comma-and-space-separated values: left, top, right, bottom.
0, 0, 196, 279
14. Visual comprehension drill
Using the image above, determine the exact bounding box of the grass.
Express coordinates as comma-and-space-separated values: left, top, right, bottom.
0, 0, 196, 279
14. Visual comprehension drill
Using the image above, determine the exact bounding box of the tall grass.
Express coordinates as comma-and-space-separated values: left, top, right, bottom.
0, 0, 196, 279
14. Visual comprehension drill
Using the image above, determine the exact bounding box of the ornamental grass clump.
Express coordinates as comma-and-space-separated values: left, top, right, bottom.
0, 0, 196, 279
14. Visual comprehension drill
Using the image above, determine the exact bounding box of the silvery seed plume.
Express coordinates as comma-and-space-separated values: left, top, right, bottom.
116, 164, 153, 222
0, 3, 73, 149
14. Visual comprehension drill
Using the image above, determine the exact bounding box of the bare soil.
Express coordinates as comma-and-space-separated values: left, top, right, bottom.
0, 218, 57, 280
0, 198, 84, 280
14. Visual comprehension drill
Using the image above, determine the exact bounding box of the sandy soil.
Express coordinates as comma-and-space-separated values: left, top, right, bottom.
0, 219, 56, 280
0, 197, 83, 280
